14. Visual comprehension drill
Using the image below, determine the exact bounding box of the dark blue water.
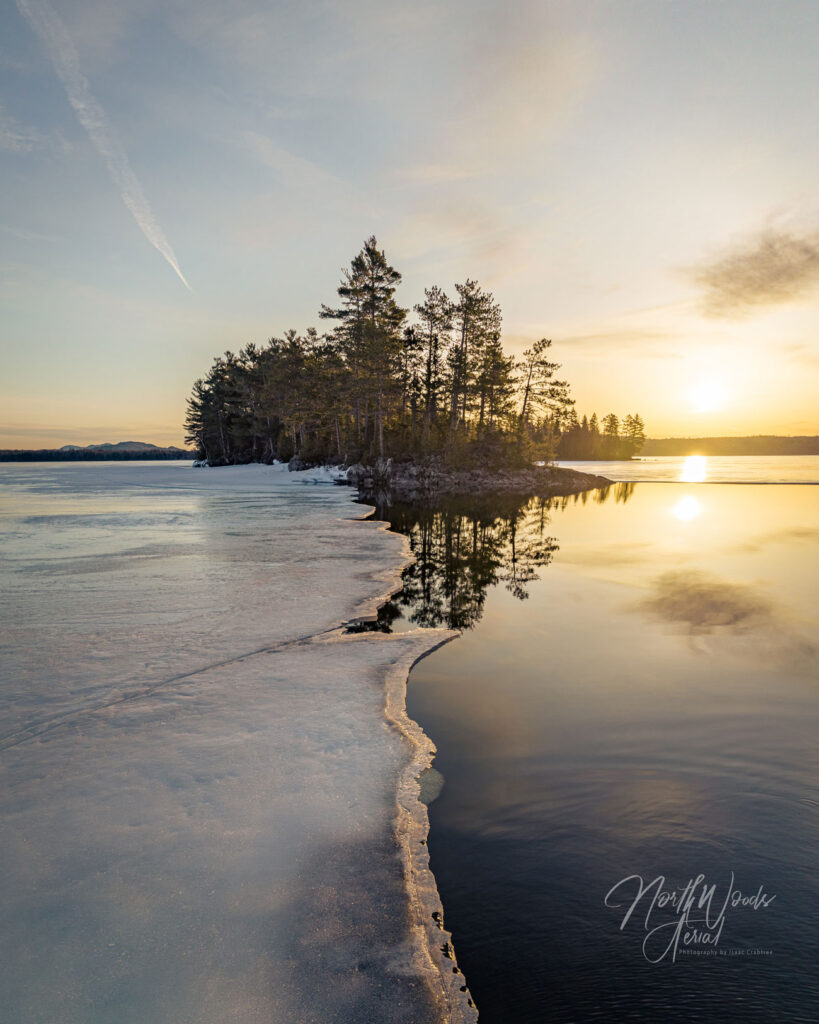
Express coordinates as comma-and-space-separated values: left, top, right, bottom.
380, 481, 819, 1023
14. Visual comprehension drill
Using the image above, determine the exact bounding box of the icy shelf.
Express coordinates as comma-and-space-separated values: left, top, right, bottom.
0, 463, 476, 1024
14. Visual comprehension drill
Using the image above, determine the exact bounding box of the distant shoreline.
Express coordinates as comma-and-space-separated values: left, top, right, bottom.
5, 434, 815, 464
0, 450, 193, 462
640, 435, 819, 456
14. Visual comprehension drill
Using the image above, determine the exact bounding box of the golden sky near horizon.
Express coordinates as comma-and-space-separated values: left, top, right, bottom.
1, 0, 818, 447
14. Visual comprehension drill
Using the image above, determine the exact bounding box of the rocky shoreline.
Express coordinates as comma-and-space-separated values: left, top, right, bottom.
340, 457, 611, 503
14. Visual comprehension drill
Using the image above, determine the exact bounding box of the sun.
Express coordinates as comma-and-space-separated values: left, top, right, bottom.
687, 377, 727, 413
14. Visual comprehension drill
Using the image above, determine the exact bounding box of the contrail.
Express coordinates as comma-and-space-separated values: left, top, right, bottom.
15, 0, 191, 290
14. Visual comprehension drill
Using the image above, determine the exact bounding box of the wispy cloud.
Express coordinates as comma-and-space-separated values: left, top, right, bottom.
694, 228, 819, 318
242, 131, 346, 196
0, 222, 58, 242
0, 102, 48, 153
391, 163, 474, 186
14, 0, 191, 290
556, 327, 680, 356
779, 342, 819, 368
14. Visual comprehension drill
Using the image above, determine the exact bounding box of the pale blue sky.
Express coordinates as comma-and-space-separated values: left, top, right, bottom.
2, 0, 818, 445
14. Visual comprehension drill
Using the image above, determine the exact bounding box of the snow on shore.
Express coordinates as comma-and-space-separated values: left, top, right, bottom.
0, 463, 476, 1023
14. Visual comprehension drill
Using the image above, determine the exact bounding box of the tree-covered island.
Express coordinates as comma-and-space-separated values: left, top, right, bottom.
185, 237, 645, 496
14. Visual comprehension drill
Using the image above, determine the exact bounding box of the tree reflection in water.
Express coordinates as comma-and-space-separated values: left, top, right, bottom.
373, 483, 634, 631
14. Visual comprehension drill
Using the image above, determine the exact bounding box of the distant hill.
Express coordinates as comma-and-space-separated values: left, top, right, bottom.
1, 442, 194, 462
58, 441, 188, 453
642, 436, 819, 456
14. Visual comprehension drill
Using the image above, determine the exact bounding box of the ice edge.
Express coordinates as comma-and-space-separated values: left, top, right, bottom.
343, 498, 479, 1023
384, 637, 479, 1023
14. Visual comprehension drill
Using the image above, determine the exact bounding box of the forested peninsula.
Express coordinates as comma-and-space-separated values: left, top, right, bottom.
185, 238, 645, 498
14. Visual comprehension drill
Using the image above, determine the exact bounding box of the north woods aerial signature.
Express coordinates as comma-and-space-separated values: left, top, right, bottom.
604, 873, 776, 963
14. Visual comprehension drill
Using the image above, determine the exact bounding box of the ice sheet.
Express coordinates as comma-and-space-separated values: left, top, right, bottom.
0, 463, 476, 1023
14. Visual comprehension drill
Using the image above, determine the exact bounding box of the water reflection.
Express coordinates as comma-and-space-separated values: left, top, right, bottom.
375, 483, 634, 631
400, 481, 819, 1024
594, 480, 636, 504
377, 497, 558, 631
671, 494, 702, 520
637, 569, 773, 633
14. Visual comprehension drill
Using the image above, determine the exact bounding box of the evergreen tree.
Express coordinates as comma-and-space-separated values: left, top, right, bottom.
184, 236, 643, 472
517, 339, 573, 432
556, 409, 647, 460
602, 413, 620, 437
320, 236, 406, 458
621, 413, 646, 458
450, 280, 502, 431
414, 285, 452, 430
475, 333, 516, 432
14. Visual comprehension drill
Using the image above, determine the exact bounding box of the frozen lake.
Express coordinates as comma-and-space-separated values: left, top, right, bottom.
0, 462, 474, 1024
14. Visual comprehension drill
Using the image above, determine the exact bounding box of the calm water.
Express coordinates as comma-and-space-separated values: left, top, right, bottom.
380, 459, 819, 1023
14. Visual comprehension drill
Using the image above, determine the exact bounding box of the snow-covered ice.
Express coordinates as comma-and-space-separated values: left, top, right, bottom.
0, 462, 476, 1023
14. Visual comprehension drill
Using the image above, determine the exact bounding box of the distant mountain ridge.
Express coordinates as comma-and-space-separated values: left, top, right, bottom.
59, 441, 188, 453
1, 442, 193, 462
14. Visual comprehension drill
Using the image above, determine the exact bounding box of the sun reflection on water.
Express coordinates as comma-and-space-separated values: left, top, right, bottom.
679, 455, 707, 482
672, 495, 702, 521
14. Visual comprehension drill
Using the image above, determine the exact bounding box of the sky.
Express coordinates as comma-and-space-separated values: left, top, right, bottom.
1, 0, 818, 447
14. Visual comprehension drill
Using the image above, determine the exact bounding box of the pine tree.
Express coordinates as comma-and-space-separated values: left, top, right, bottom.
414, 285, 452, 429
320, 236, 406, 458
602, 413, 620, 437
184, 239, 615, 472
621, 413, 646, 458
517, 339, 573, 432
475, 333, 516, 432
450, 280, 502, 431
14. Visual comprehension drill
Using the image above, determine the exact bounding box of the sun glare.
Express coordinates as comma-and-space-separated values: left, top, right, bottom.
679, 455, 707, 482
672, 495, 702, 521
687, 378, 727, 413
